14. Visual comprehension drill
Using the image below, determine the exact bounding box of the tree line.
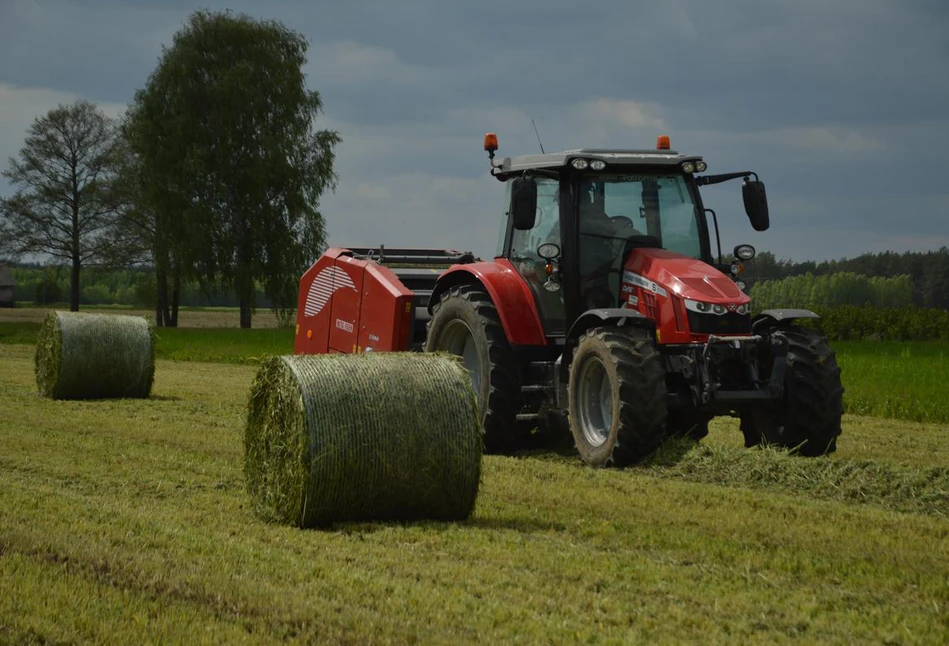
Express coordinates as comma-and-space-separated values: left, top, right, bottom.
749, 272, 914, 311
0, 10, 339, 328
747, 248, 949, 309
9, 264, 277, 310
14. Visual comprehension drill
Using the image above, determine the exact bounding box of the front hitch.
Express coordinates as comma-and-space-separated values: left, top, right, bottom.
697, 334, 787, 404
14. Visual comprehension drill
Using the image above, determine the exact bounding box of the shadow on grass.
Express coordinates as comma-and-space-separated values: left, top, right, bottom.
312, 515, 569, 535
465, 515, 569, 533
510, 426, 577, 460
639, 436, 702, 469
149, 394, 182, 402
507, 434, 705, 469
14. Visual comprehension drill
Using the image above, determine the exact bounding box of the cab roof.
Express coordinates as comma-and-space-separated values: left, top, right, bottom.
491, 148, 703, 177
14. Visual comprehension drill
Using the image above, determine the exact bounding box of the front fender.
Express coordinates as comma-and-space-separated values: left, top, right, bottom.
752, 308, 820, 333
560, 308, 654, 382
430, 259, 547, 346
566, 308, 652, 343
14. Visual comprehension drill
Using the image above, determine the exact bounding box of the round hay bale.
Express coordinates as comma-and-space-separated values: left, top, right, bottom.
34, 311, 155, 400
244, 353, 482, 527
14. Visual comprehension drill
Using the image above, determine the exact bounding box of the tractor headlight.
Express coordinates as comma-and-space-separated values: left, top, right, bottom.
571, 158, 589, 170
684, 299, 713, 313
685, 299, 750, 316
695, 160, 707, 172
681, 161, 696, 173
590, 159, 606, 170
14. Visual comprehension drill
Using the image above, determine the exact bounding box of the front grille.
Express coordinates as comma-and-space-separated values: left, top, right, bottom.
686, 311, 752, 335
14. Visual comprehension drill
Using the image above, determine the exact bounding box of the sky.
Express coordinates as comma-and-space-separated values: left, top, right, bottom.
1, 0, 948, 263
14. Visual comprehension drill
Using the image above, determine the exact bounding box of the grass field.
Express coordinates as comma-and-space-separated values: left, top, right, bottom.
4, 306, 949, 422
1, 336, 948, 643
0, 307, 294, 364
0, 305, 283, 328
835, 342, 949, 422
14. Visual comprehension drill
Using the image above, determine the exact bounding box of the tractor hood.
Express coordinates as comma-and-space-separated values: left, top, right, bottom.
624, 248, 749, 303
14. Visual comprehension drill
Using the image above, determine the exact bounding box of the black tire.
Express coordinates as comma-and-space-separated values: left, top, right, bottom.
568, 327, 667, 467
424, 285, 528, 452
740, 326, 844, 456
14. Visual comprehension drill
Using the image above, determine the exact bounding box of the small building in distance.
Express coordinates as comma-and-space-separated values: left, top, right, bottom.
0, 264, 15, 307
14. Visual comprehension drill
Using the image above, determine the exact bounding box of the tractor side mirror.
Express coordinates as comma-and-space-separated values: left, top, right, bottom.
742, 180, 770, 232
511, 177, 538, 230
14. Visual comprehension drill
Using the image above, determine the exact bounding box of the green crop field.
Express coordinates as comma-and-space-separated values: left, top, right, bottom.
835, 341, 949, 422
6, 309, 949, 422
1, 322, 948, 643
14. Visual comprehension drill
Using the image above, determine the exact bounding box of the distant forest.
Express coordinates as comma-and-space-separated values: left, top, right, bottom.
5, 246, 949, 310
745, 247, 949, 309
7, 264, 273, 309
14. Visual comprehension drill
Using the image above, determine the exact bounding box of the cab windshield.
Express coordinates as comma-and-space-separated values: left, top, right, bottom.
578, 173, 702, 259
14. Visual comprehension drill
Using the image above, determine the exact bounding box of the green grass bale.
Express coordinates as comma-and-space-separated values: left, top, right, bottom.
244, 353, 482, 527
34, 311, 155, 399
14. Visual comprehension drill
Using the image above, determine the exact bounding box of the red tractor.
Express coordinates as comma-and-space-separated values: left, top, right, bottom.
295, 134, 844, 466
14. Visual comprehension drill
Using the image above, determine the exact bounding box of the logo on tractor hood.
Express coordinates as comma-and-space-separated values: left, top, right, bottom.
622, 271, 668, 298
304, 266, 356, 316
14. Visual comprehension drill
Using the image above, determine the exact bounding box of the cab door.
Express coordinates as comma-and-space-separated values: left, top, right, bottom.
506, 177, 566, 335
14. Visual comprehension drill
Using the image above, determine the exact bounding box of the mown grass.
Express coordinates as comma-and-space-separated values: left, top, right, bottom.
646, 437, 949, 516
1, 344, 948, 644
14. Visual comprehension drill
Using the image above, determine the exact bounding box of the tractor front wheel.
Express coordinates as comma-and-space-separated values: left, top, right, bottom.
425, 284, 528, 452
568, 327, 667, 467
740, 326, 844, 456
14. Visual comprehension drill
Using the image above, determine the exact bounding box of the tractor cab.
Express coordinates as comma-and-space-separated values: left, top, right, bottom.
485, 133, 769, 341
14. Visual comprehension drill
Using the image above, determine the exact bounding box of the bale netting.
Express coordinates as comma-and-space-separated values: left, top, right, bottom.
244, 353, 482, 527
35, 311, 155, 400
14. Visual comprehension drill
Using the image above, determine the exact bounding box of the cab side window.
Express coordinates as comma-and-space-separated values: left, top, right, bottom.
510, 178, 560, 259
507, 177, 565, 334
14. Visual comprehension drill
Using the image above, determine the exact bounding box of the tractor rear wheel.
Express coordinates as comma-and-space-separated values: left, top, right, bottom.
740, 326, 844, 456
568, 327, 667, 467
425, 285, 528, 452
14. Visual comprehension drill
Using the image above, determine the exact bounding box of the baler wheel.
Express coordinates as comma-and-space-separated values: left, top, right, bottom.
425, 285, 528, 452
568, 327, 667, 467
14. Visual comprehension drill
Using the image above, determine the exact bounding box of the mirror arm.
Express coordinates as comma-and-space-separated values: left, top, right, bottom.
705, 208, 722, 265
696, 171, 757, 186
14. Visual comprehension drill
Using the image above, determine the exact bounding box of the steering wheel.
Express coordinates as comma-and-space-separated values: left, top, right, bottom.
610, 215, 635, 228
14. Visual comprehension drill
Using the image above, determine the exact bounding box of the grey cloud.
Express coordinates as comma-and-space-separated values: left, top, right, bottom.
1, 0, 947, 261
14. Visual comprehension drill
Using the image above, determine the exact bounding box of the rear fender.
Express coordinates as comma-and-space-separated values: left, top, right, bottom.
430, 259, 547, 346
752, 308, 819, 334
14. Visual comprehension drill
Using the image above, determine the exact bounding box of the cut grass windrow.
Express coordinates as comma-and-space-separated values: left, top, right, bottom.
642, 438, 949, 517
